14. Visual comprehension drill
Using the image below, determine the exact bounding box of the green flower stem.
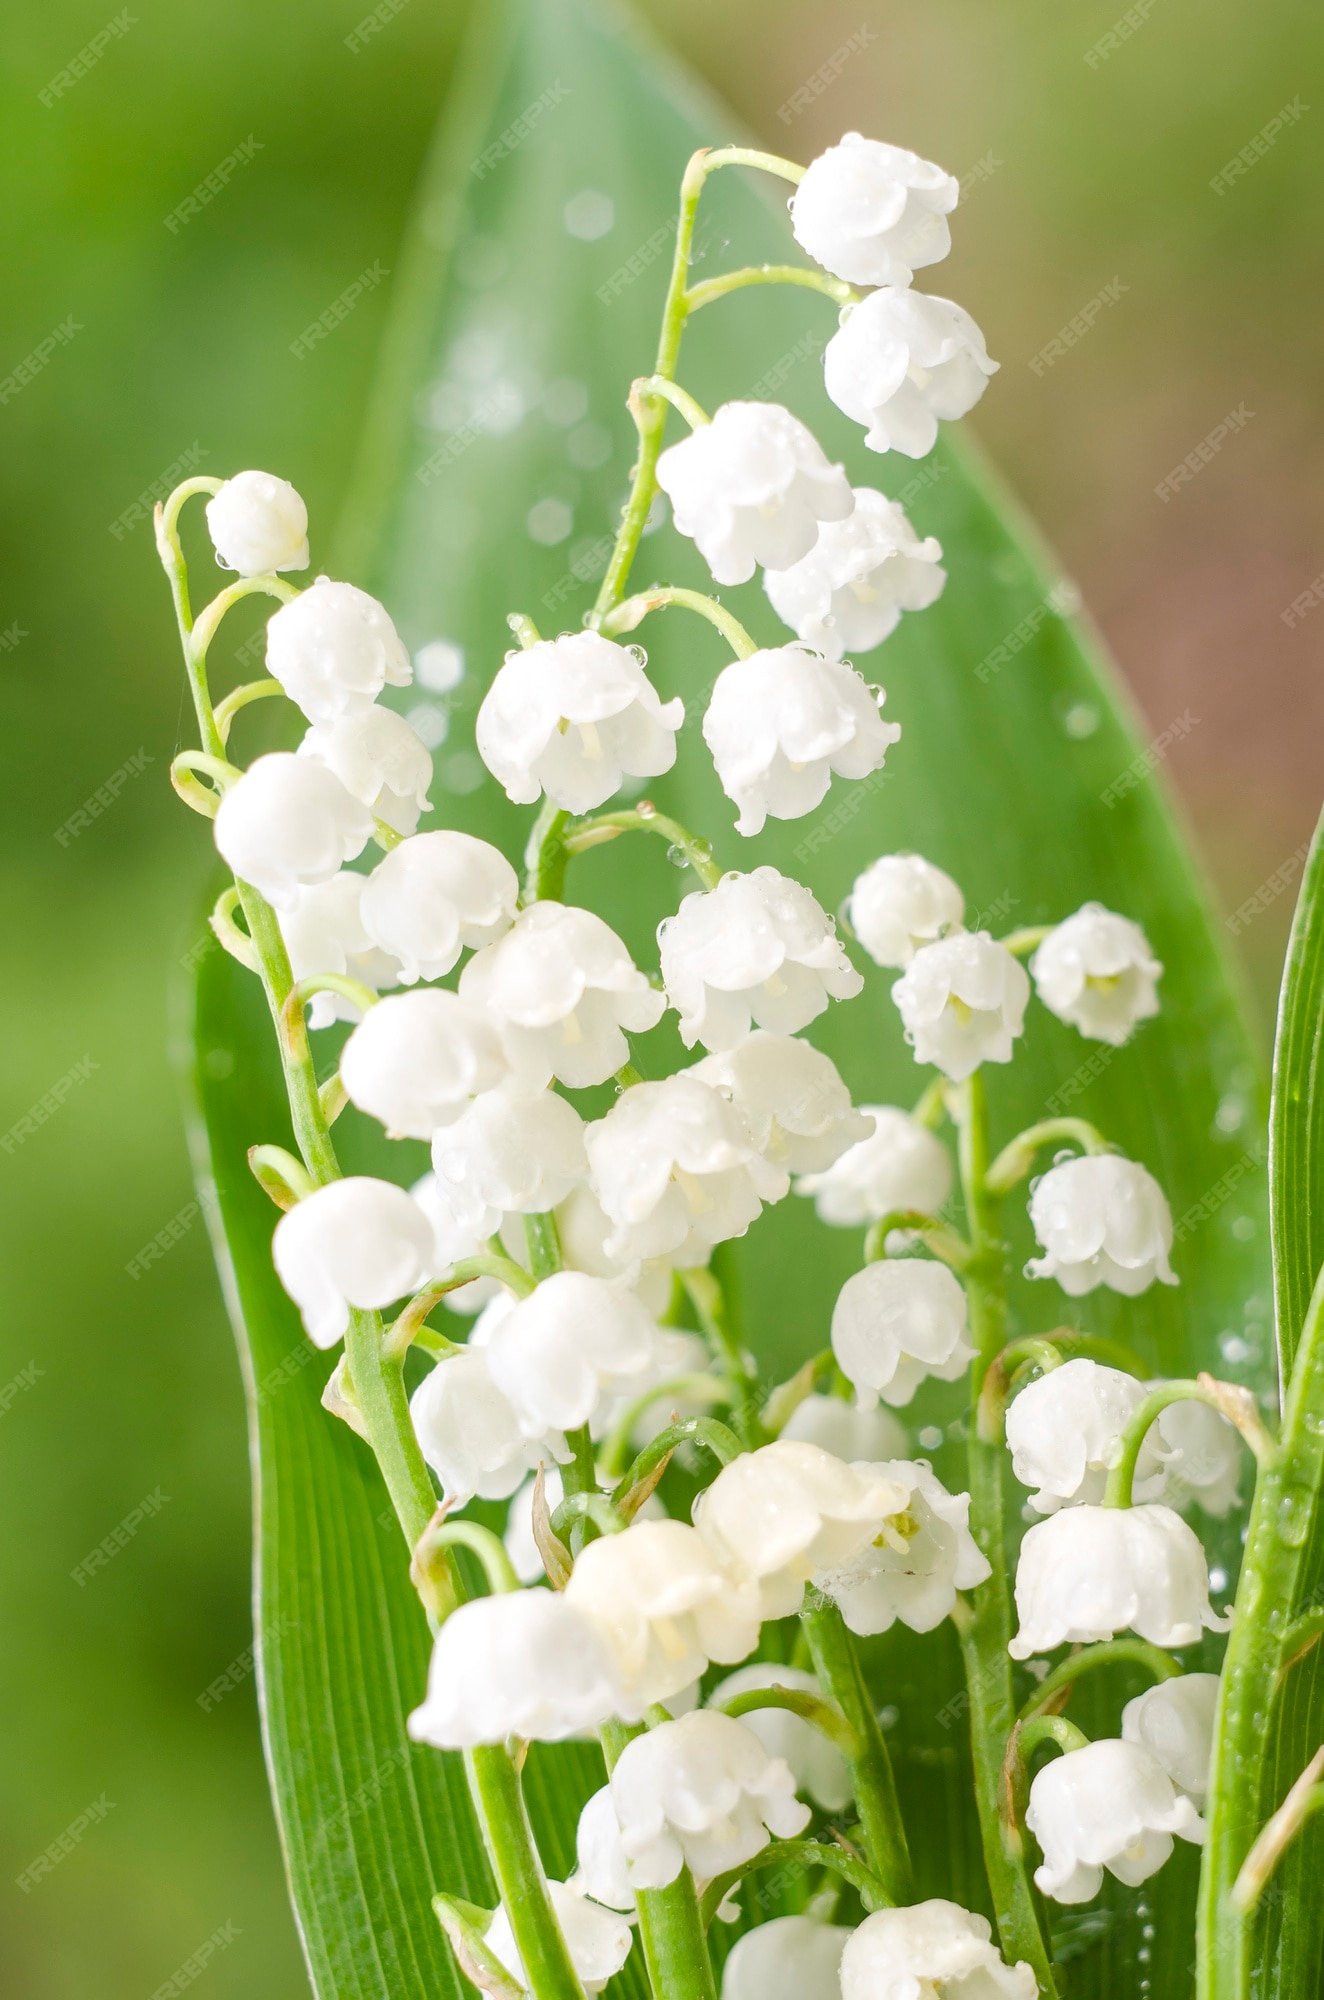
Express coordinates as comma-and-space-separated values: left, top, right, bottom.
523, 799, 571, 904
953, 1073, 1060, 1998
717, 1684, 857, 1757
1017, 1714, 1091, 1762
464, 1746, 588, 2000
210, 885, 258, 970
190, 573, 300, 660
507, 611, 544, 649
800, 1600, 912, 1906
248, 1143, 315, 1208
523, 1210, 564, 1281
976, 1338, 1067, 1446
1019, 1639, 1183, 1723
1198, 1263, 1324, 1999
984, 1117, 1111, 1195
634, 372, 710, 430
999, 926, 1054, 958
611, 1415, 744, 1508
700, 144, 806, 185
684, 263, 857, 314
384, 1258, 535, 1361
911, 1075, 951, 1129
599, 1374, 736, 1478
287, 972, 380, 1024
599, 583, 758, 658
1104, 1377, 1275, 1509
681, 1267, 762, 1443
170, 750, 242, 817
1231, 1748, 1324, 1916
862, 1209, 974, 1270
601, 1717, 717, 2000
699, 1839, 888, 1930
563, 805, 722, 889
214, 677, 284, 745
421, 1519, 521, 1598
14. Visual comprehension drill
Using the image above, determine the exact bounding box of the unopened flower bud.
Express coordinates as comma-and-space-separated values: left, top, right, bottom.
791, 134, 960, 288
825, 289, 998, 458
657, 402, 853, 585
205, 470, 309, 575
265, 577, 411, 724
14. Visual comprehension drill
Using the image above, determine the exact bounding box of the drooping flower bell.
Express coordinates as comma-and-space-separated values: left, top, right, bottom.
780, 1393, 909, 1463
656, 401, 854, 585
264, 576, 412, 723
824, 288, 999, 459
483, 1271, 681, 1441
409, 1349, 556, 1504
407, 1589, 621, 1748
1010, 1502, 1229, 1657
476, 630, 683, 812
1121, 1672, 1220, 1808
608, 1710, 810, 1889
459, 901, 665, 1090
339, 989, 508, 1140
846, 852, 964, 969
890, 932, 1029, 1079
1004, 1358, 1164, 1513
205, 469, 310, 576
271, 1177, 435, 1348
831, 1259, 974, 1407
707, 1664, 853, 1813
432, 1080, 587, 1225
796, 1105, 953, 1229
278, 873, 402, 1027
690, 1032, 874, 1176
701, 646, 900, 836
1026, 1738, 1204, 1904
839, 1900, 1036, 2000
573, 1787, 636, 1913
358, 829, 518, 984
815, 1457, 990, 1634
298, 706, 434, 837
484, 1881, 633, 1996
660, 868, 863, 1052
721, 1914, 852, 2000
213, 751, 374, 911
790, 134, 960, 288
1027, 1154, 1177, 1296
1030, 903, 1162, 1045
410, 1169, 501, 1289
764, 487, 946, 659
1151, 1398, 1241, 1516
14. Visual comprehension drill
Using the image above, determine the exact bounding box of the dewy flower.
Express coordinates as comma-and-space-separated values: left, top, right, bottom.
831, 1260, 974, 1407
824, 288, 999, 459
608, 1710, 810, 1889
485, 1881, 632, 1996
890, 932, 1030, 1080
271, 1177, 435, 1348
432, 1080, 587, 1225
1152, 1399, 1242, 1516
475, 630, 683, 811
213, 752, 374, 912
1026, 1739, 1204, 1904
1005, 1358, 1164, 1514
299, 706, 433, 837
656, 401, 854, 586
549, 1182, 678, 1319
708, 1664, 852, 1813
339, 989, 508, 1140
695, 1439, 908, 1620
1010, 1502, 1229, 1658
205, 469, 309, 575
410, 1350, 553, 1504
565, 1519, 762, 1714
359, 829, 518, 985
1030, 903, 1163, 1046
790, 134, 960, 288
410, 1170, 501, 1288
660, 868, 863, 1053
816, 1458, 990, 1635
1121, 1673, 1220, 1808
690, 1032, 874, 1175
278, 873, 401, 1028
780, 1393, 909, 1463
407, 1589, 620, 1748
764, 487, 946, 659
840, 1900, 1036, 2000
1027, 1154, 1177, 1297
585, 1073, 788, 1265
721, 1914, 853, 2000
264, 576, 412, 724
701, 646, 900, 836
484, 1271, 679, 1440
846, 852, 964, 969
460, 902, 665, 1091
796, 1105, 953, 1229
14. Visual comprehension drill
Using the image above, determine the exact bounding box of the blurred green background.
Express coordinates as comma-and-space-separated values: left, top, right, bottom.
1, 1, 1319, 1992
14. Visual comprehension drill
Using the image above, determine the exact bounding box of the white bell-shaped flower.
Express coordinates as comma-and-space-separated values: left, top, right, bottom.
410, 1349, 555, 1504
1027, 1738, 1204, 1904
484, 1271, 676, 1440
565, 1519, 762, 1714
1152, 1399, 1241, 1516
264, 576, 411, 723
407, 1589, 621, 1748
213, 752, 374, 912
460, 901, 665, 1091
278, 872, 402, 1028
815, 1457, 989, 1635
298, 707, 433, 837
432, 1081, 587, 1226
796, 1105, 953, 1229
846, 853, 964, 969
660, 868, 863, 1053
831, 1260, 974, 1407
840, 1900, 1036, 2000
271, 1177, 434, 1348
358, 829, 518, 985
722, 1914, 852, 2000
586, 1074, 787, 1265
708, 1664, 852, 1813
781, 1393, 909, 1461
410, 1170, 501, 1293
791, 134, 960, 288
702, 646, 901, 836
485, 1881, 633, 1996
824, 288, 998, 459
609, 1710, 810, 1889
695, 1439, 908, 1620
891, 932, 1029, 1080
205, 469, 309, 575
764, 487, 946, 660
339, 989, 508, 1140
690, 1032, 874, 1176
549, 1182, 678, 1319
656, 401, 854, 586
1010, 1502, 1229, 1658
573, 1787, 636, 1912
1005, 1358, 1164, 1514
476, 631, 683, 812
1031, 903, 1163, 1046
1121, 1673, 1220, 1808
1027, 1154, 1177, 1297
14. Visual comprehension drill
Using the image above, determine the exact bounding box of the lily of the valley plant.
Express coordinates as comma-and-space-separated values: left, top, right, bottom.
154, 132, 1323, 2000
